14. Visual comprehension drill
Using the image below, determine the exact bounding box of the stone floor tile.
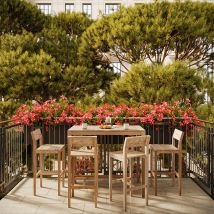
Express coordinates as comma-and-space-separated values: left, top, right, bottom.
0, 178, 214, 214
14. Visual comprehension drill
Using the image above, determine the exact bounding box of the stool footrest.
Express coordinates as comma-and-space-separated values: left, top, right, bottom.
151, 171, 177, 176
71, 184, 96, 189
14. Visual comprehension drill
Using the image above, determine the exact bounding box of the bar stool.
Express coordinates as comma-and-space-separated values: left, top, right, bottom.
67, 136, 98, 208
31, 129, 65, 196
150, 129, 184, 195
109, 135, 150, 212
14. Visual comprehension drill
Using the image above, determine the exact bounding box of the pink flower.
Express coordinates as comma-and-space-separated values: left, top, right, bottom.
11, 97, 198, 127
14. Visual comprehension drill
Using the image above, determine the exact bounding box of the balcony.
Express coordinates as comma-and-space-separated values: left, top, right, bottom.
0, 118, 214, 213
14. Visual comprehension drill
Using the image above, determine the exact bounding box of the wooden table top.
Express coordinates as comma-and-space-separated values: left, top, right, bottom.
67, 125, 145, 136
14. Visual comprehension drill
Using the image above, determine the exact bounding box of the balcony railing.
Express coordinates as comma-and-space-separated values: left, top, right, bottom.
188, 120, 214, 198
0, 121, 24, 198
0, 118, 213, 199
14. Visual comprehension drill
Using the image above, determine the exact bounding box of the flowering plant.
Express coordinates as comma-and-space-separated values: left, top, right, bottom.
12, 96, 199, 127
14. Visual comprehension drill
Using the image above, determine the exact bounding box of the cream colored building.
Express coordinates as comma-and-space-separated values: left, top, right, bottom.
29, 0, 214, 19
29, 0, 155, 19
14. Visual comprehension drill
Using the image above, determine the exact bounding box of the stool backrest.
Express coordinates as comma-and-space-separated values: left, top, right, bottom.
123, 135, 151, 158
67, 136, 97, 151
172, 129, 184, 150
31, 129, 44, 151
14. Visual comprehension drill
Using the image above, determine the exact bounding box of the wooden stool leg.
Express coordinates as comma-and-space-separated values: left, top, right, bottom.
58, 151, 61, 196
172, 152, 175, 186
62, 149, 65, 187
129, 158, 132, 197
141, 157, 145, 198
141, 157, 144, 197
123, 159, 127, 212
39, 153, 43, 188
109, 156, 113, 201
68, 153, 71, 207
150, 149, 153, 187
179, 153, 182, 195
154, 152, 157, 196
145, 155, 148, 206
33, 152, 37, 196
95, 155, 98, 207
71, 157, 75, 197
137, 157, 140, 183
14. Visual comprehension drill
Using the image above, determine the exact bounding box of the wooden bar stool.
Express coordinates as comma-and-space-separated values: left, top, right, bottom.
109, 135, 151, 212
31, 129, 65, 196
150, 129, 184, 196
67, 136, 98, 208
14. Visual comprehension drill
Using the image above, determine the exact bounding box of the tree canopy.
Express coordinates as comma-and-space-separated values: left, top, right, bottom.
37, 12, 93, 66
80, 1, 214, 71
0, 49, 62, 101
109, 61, 204, 106
0, 11, 116, 104
0, 0, 49, 34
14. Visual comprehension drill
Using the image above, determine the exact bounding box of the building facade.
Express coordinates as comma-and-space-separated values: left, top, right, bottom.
29, 0, 214, 18
30, 0, 154, 19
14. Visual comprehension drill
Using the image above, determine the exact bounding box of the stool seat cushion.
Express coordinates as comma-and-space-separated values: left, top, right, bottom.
150, 144, 178, 152
36, 144, 65, 152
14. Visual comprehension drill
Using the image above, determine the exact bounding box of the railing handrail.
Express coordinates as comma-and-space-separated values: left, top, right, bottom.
1, 117, 214, 126
195, 119, 214, 125
0, 118, 18, 125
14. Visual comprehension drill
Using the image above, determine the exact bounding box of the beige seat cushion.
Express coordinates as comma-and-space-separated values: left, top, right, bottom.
150, 144, 178, 152
36, 144, 65, 152
110, 150, 146, 161
70, 150, 95, 157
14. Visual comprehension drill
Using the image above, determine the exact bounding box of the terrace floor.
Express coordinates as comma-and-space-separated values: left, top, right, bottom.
0, 177, 213, 214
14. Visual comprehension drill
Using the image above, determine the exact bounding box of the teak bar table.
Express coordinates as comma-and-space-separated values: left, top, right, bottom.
67, 125, 145, 136
67, 125, 146, 174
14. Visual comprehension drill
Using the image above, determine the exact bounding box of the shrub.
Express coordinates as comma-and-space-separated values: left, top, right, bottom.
108, 61, 204, 106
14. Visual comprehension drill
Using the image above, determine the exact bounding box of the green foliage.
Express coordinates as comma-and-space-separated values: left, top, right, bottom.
207, 79, 214, 104
0, 11, 116, 109
62, 65, 99, 98
0, 99, 21, 121
0, 5, 115, 120
0, 0, 49, 34
34, 12, 116, 93
81, 1, 214, 70
196, 104, 214, 121
0, 46, 115, 103
0, 31, 38, 53
37, 26, 77, 66
109, 61, 204, 106
62, 65, 116, 98
37, 12, 93, 66
53, 12, 93, 36
0, 49, 62, 101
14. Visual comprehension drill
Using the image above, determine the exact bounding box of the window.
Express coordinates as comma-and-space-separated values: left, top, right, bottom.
65, 3, 74, 13
105, 4, 120, 15
37, 4, 51, 15
82, 4, 92, 18
110, 62, 121, 74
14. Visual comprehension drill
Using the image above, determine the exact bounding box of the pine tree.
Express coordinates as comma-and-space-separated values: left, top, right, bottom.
109, 62, 204, 106
0, 0, 49, 34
